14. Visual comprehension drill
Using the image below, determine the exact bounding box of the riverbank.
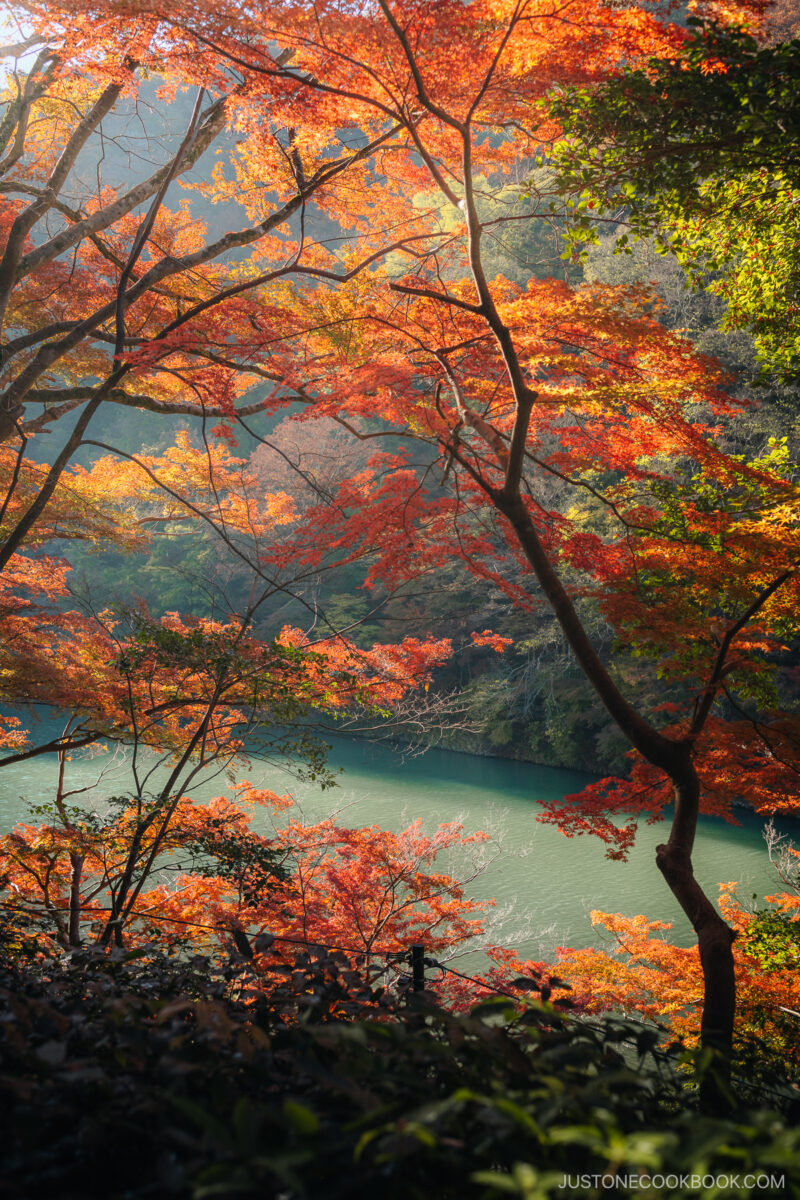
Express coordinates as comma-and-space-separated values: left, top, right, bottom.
386, 726, 800, 826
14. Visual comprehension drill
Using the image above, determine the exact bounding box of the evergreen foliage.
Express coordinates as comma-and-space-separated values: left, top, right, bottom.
2, 943, 799, 1200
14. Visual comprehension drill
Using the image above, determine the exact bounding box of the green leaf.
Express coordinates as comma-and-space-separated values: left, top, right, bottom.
283, 1099, 320, 1135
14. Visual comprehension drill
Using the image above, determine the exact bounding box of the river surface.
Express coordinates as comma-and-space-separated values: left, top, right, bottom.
0, 732, 791, 956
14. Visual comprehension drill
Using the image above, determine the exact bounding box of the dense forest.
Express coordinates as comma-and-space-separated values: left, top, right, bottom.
1, 0, 799, 1194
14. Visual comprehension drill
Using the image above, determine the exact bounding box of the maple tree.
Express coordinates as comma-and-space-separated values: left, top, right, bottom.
1, 737, 556, 1012
0, 0, 798, 1109
555, 836, 800, 1088
0, 9, 483, 990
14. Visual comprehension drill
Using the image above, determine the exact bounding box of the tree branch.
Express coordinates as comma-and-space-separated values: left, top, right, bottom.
690, 564, 798, 738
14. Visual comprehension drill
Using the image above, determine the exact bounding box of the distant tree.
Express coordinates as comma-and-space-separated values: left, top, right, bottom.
550, 20, 800, 381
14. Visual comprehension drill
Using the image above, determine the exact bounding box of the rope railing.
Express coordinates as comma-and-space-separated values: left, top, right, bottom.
3, 902, 537, 984
0, 896, 561, 1003
3, 898, 799, 1104
0, 899, 410, 963
0, 899, 641, 1021
2, 895, 798, 1106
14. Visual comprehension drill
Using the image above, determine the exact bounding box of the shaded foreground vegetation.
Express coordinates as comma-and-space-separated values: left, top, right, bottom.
2, 939, 799, 1200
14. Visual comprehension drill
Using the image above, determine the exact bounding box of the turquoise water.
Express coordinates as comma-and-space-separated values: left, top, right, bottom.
0, 732, 789, 956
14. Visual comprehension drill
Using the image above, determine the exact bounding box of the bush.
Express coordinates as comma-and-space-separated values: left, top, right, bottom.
2, 945, 800, 1199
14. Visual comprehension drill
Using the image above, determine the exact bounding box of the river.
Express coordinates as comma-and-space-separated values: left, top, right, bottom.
0, 732, 790, 956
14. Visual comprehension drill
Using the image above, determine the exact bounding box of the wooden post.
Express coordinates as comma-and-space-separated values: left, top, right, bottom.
411, 943, 425, 992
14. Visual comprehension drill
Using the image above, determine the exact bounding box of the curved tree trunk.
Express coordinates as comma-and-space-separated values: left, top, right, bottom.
493, 491, 737, 1106
657, 753, 736, 1111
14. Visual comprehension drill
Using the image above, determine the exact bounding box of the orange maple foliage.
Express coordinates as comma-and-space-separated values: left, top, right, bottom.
556, 883, 800, 1070
0, 777, 552, 1008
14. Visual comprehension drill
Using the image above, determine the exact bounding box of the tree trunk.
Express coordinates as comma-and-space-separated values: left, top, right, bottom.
656, 752, 736, 1111
493, 492, 737, 1106
68, 852, 84, 947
